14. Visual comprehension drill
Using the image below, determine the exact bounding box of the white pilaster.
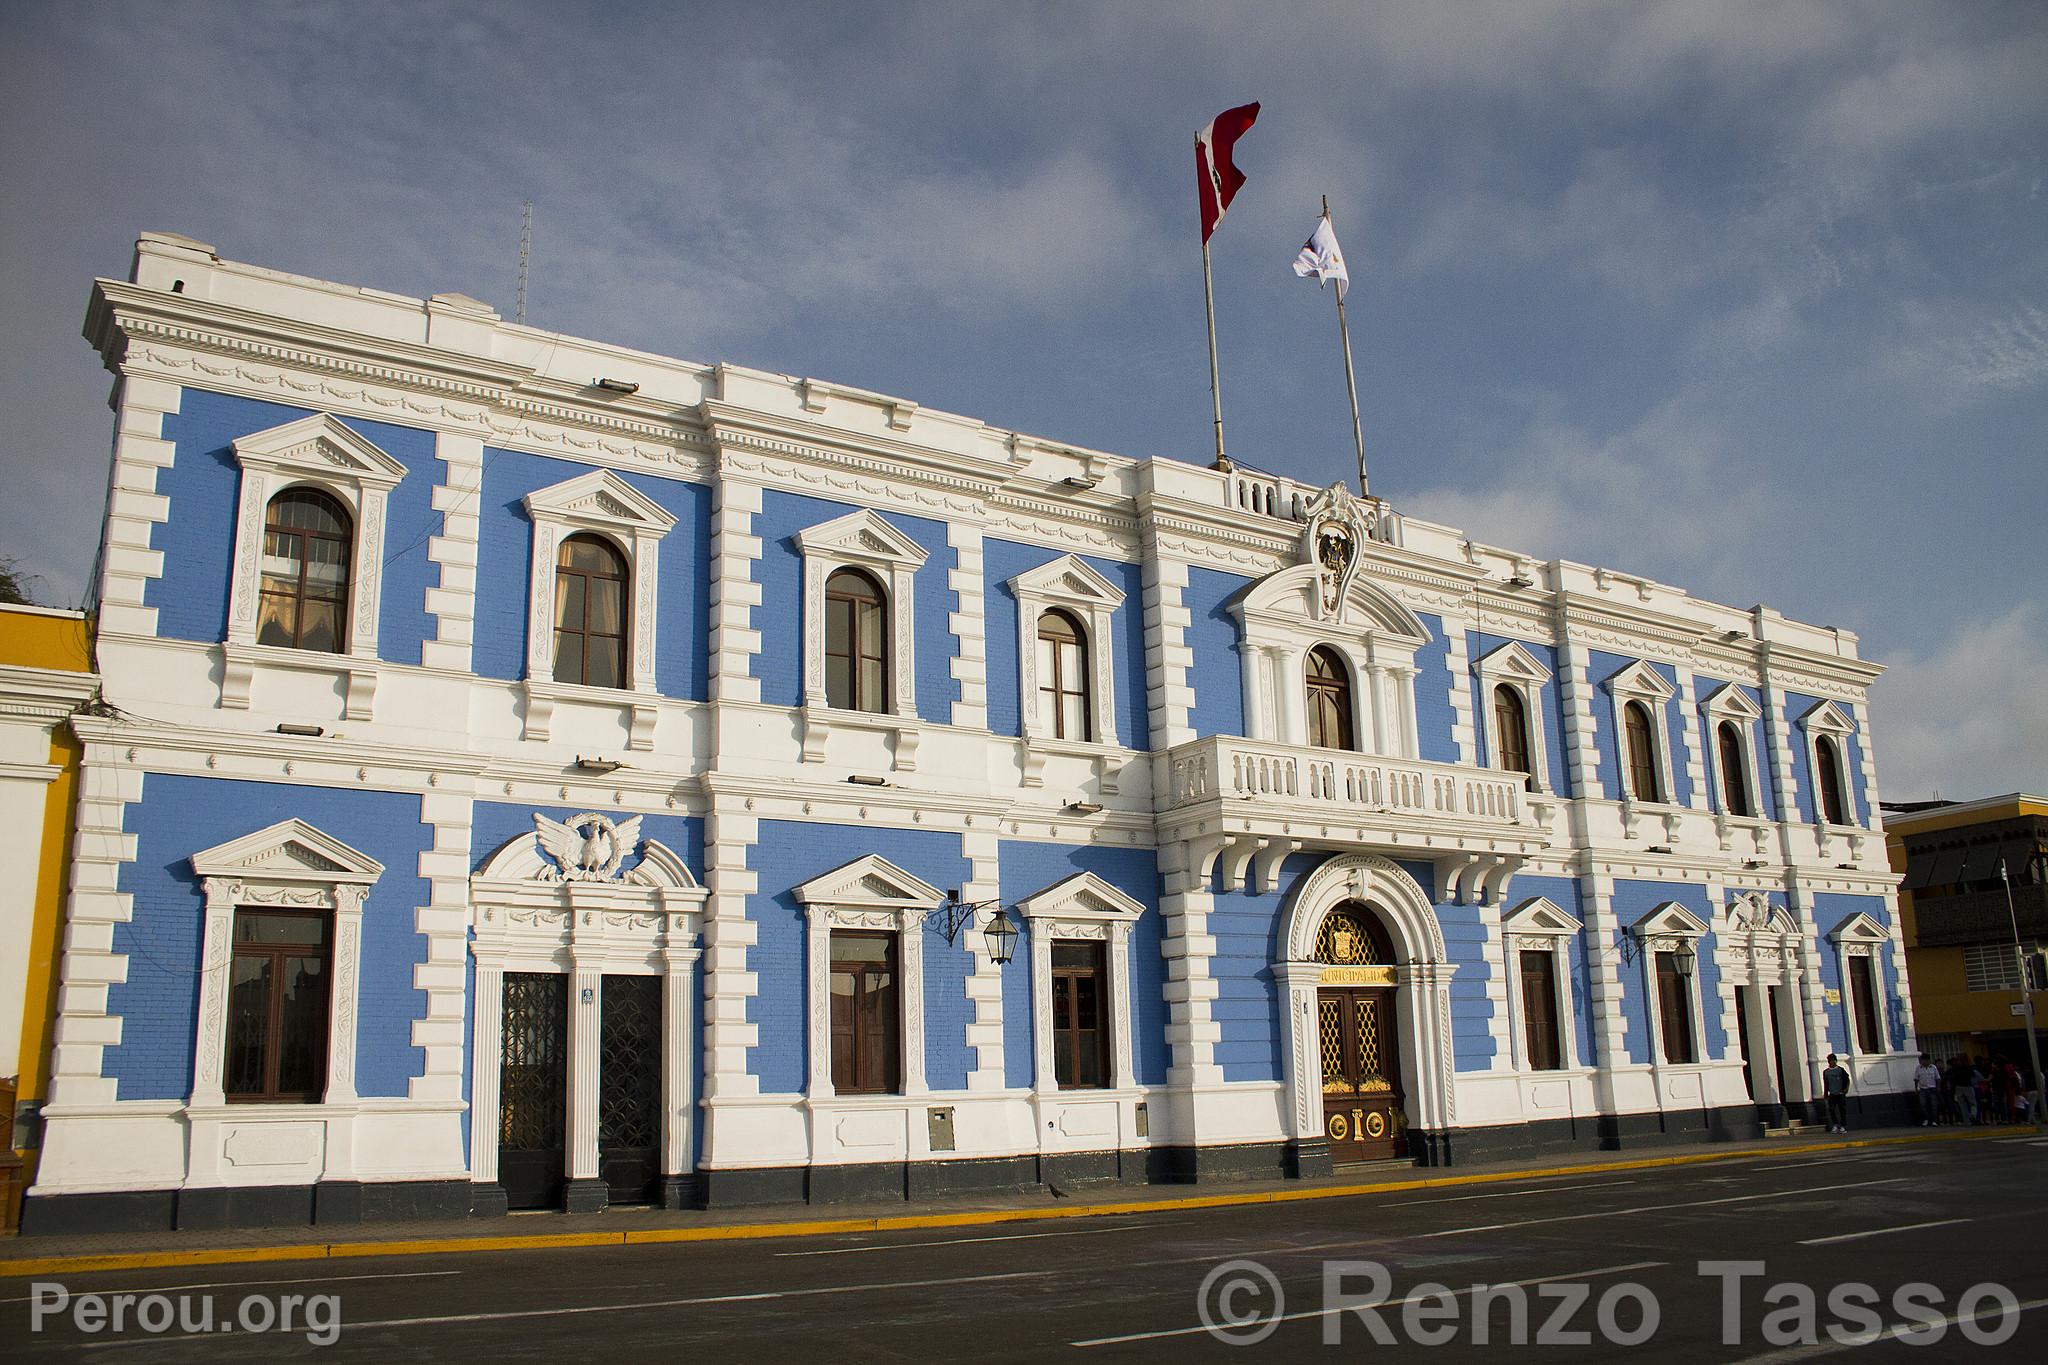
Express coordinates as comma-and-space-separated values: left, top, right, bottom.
961, 825, 1005, 1090
566, 964, 602, 1181
1159, 839, 1223, 1087
1142, 556, 1196, 749
1443, 621, 1476, 765
421, 431, 484, 672
468, 961, 505, 1183
947, 522, 988, 730
699, 802, 760, 1139
1676, 667, 1708, 810
708, 478, 764, 702
44, 754, 142, 1106
412, 789, 474, 1099
95, 377, 182, 638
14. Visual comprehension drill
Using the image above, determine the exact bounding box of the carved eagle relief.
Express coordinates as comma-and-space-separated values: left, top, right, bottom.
534, 812, 642, 882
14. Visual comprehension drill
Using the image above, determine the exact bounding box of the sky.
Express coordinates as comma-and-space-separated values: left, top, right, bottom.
1, 0, 2042, 801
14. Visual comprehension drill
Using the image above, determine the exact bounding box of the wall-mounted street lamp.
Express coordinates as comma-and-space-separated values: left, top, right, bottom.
938, 888, 1020, 965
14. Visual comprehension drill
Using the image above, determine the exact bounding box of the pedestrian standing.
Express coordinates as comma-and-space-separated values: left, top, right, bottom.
1913, 1052, 1941, 1126
1950, 1056, 1979, 1126
1822, 1052, 1852, 1133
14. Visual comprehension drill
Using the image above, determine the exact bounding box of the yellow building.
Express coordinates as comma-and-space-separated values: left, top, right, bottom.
1887, 793, 2048, 1065
0, 604, 98, 1229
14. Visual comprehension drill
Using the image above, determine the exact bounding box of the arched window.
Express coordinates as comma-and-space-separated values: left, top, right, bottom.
1816, 735, 1848, 825
552, 534, 629, 687
1305, 646, 1356, 751
825, 567, 888, 713
1493, 684, 1532, 788
1623, 700, 1662, 802
1036, 608, 1091, 741
1717, 720, 1753, 817
257, 488, 353, 653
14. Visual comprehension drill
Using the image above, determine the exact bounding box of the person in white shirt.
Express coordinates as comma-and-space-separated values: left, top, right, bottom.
1913, 1052, 1942, 1126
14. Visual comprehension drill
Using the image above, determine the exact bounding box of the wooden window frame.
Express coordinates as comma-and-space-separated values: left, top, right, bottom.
1654, 950, 1697, 1065
1493, 683, 1533, 789
256, 487, 354, 654
223, 907, 333, 1104
1518, 947, 1564, 1071
551, 532, 631, 689
1036, 608, 1093, 742
1050, 939, 1112, 1090
1717, 719, 1754, 817
1816, 735, 1848, 826
1624, 699, 1664, 803
824, 567, 891, 714
828, 929, 902, 1095
1305, 645, 1357, 752
1847, 953, 1881, 1055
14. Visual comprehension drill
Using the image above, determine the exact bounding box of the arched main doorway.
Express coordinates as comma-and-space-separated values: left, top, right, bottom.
1314, 902, 1407, 1160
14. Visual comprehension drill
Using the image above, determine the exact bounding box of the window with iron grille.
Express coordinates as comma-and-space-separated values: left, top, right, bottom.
1964, 943, 2035, 992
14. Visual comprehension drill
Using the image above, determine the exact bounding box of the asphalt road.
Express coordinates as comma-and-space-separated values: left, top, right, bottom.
7, 1135, 2046, 1361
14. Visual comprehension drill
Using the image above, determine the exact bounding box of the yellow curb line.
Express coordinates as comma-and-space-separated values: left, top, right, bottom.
0, 1126, 2015, 1279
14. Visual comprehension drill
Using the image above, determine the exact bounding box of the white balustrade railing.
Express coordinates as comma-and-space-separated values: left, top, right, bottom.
1166, 735, 1525, 827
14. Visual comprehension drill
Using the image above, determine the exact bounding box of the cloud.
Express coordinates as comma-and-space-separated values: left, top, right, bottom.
1872, 604, 2048, 801
1879, 300, 2048, 405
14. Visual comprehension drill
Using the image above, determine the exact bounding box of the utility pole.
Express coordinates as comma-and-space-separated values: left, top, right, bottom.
1998, 857, 2046, 1131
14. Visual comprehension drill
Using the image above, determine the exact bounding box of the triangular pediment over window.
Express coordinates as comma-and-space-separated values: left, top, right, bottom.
1013, 871, 1146, 923
1632, 900, 1709, 938
794, 508, 929, 568
231, 413, 407, 489
1700, 682, 1763, 720
1007, 554, 1126, 610
1800, 699, 1855, 737
1604, 660, 1677, 703
794, 854, 945, 911
523, 468, 678, 536
1501, 895, 1582, 936
190, 818, 385, 885
1828, 910, 1888, 945
1476, 640, 1552, 684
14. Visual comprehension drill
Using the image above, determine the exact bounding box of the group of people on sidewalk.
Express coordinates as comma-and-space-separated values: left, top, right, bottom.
1910, 1051, 2035, 1127
1817, 1051, 2037, 1134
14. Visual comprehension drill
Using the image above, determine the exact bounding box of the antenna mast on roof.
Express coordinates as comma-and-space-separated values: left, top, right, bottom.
515, 200, 533, 325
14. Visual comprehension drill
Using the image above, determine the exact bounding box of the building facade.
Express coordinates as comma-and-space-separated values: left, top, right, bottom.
0, 603, 97, 1228
23, 232, 1916, 1233
1888, 794, 2047, 1066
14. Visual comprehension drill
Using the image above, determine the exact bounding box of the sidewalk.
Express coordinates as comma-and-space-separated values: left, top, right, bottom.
0, 1124, 2018, 1278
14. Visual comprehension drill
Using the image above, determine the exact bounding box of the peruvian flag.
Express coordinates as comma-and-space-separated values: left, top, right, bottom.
1196, 102, 1261, 243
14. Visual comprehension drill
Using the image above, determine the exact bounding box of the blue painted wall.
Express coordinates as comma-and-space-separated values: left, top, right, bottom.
746, 823, 972, 1094
981, 539, 1149, 749
470, 448, 711, 700
1811, 893, 1896, 1051
1182, 567, 1249, 740
1784, 693, 1866, 827
1650, 662, 1694, 807
1411, 616, 1459, 765
1607, 879, 1724, 1063
750, 492, 958, 723
1588, 652, 1688, 803
997, 841, 1166, 1089
1694, 679, 1779, 820
1467, 633, 1571, 796
1395, 859, 1496, 1072
1205, 852, 1322, 1083
150, 390, 439, 663
106, 775, 431, 1100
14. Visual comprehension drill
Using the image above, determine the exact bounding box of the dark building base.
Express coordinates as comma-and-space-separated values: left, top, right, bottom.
18, 1178, 473, 1238
22, 1096, 1925, 1233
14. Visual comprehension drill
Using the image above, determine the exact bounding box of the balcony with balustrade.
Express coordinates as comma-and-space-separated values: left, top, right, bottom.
1155, 734, 1555, 900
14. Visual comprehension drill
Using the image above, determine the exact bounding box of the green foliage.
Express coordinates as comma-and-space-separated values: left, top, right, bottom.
0, 555, 41, 606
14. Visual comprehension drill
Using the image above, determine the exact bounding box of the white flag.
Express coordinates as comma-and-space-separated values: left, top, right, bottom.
1292, 214, 1348, 301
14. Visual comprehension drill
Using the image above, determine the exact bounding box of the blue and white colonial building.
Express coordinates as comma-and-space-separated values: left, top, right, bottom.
24, 232, 1915, 1232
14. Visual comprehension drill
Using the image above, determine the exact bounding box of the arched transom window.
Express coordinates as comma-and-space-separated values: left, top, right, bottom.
1036, 608, 1091, 741
1305, 645, 1356, 752
1314, 904, 1395, 966
825, 567, 889, 713
258, 487, 353, 653
552, 534, 629, 688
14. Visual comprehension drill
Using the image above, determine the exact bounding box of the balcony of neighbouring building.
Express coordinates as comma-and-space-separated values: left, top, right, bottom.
1155, 734, 1554, 899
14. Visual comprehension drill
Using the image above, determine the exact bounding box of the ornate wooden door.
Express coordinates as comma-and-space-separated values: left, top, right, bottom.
1319, 987, 1405, 1161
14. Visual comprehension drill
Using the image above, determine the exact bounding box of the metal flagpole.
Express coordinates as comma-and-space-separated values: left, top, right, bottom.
1202, 227, 1231, 471
1324, 195, 1368, 496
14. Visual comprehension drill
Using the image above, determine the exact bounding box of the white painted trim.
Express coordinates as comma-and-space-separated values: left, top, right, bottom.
793, 854, 945, 1099
224, 413, 406, 672
1603, 659, 1678, 805
1010, 553, 1124, 748
797, 508, 927, 721
1014, 871, 1143, 1093
1500, 896, 1582, 1072
521, 468, 676, 695
1474, 640, 1553, 793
